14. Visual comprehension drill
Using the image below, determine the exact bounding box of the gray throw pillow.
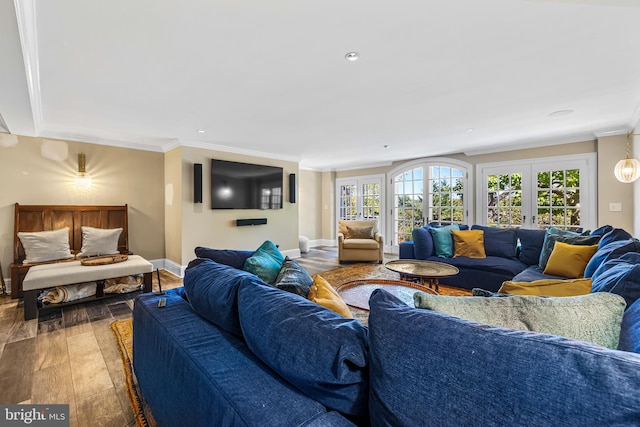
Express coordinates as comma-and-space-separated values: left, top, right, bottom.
413, 291, 626, 349
274, 257, 313, 297
17, 227, 73, 264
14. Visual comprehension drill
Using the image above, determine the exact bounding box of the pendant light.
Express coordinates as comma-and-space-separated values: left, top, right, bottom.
614, 133, 640, 183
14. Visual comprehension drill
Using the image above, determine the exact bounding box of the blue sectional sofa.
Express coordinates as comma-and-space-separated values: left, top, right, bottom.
132, 242, 640, 426
399, 224, 614, 292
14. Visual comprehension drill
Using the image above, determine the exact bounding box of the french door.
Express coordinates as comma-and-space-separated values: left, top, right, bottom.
336, 175, 384, 224
476, 154, 597, 230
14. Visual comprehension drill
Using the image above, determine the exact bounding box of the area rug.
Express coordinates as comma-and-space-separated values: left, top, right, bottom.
317, 262, 473, 297
111, 319, 156, 427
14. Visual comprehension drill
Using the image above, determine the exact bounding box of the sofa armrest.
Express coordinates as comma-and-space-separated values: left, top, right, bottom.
399, 241, 415, 259
338, 232, 345, 243
374, 232, 383, 244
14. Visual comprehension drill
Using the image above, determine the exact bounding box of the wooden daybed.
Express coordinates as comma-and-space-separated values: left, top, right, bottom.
11, 204, 153, 319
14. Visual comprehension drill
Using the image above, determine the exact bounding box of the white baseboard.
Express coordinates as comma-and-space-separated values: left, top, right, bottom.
151, 258, 185, 278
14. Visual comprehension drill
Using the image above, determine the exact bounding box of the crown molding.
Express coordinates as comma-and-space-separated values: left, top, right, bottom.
14, 0, 42, 134
463, 132, 596, 156
38, 131, 167, 152
179, 139, 301, 163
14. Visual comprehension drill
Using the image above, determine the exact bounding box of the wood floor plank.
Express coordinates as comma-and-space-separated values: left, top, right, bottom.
31, 362, 74, 404
67, 332, 115, 398
0, 337, 36, 381
76, 387, 128, 427
7, 306, 38, 343
0, 373, 33, 403
34, 329, 69, 371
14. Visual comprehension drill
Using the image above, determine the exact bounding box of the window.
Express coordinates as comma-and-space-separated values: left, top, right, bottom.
389, 158, 471, 248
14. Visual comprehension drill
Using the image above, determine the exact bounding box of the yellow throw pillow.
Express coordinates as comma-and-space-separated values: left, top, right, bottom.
499, 278, 593, 297
543, 241, 598, 279
451, 229, 486, 258
308, 275, 353, 318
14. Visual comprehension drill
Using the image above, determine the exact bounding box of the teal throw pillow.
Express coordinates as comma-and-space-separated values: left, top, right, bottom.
428, 224, 460, 258
243, 240, 284, 284
413, 291, 626, 349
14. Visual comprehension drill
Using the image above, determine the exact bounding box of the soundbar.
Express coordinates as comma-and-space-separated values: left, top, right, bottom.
236, 218, 267, 226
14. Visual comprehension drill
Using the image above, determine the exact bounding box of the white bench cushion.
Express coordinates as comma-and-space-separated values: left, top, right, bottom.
23, 255, 153, 291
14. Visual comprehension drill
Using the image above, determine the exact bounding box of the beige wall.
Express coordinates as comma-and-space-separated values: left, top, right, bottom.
597, 135, 635, 231
298, 169, 322, 240
178, 147, 299, 266
164, 147, 183, 265
0, 136, 165, 283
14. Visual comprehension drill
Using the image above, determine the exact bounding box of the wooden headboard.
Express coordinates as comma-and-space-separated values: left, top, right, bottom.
13, 203, 130, 264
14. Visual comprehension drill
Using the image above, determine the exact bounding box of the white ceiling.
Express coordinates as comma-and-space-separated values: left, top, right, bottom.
2, 0, 640, 170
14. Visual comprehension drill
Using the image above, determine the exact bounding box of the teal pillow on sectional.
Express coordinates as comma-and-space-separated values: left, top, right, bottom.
237, 279, 369, 417
243, 240, 284, 284
368, 289, 640, 426
428, 224, 460, 258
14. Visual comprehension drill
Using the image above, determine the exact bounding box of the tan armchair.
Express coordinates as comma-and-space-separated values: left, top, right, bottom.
337, 219, 384, 264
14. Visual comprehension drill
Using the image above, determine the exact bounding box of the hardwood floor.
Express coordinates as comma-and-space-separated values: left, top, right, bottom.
0, 247, 375, 426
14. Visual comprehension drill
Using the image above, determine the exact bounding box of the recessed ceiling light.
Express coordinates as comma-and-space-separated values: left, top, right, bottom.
466, 128, 474, 133
383, 145, 390, 148
197, 130, 206, 134
548, 109, 574, 117
345, 52, 360, 61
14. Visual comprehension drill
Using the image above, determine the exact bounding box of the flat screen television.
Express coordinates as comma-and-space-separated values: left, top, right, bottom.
211, 159, 283, 210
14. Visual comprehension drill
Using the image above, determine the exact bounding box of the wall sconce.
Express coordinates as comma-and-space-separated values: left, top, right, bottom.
74, 152, 92, 190
614, 133, 640, 183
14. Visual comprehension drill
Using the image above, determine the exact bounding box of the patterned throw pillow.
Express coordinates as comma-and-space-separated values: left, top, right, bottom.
274, 257, 313, 297
413, 291, 626, 349
345, 225, 374, 239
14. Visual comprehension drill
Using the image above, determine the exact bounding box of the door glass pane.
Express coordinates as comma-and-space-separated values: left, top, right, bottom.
485, 173, 522, 227
428, 166, 466, 226
338, 184, 357, 220
394, 167, 424, 244
536, 169, 581, 230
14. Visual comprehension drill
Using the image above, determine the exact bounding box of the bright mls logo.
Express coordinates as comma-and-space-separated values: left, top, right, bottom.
1, 405, 69, 426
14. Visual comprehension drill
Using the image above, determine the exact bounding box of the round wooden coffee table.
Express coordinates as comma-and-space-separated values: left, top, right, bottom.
336, 279, 438, 311
385, 259, 459, 293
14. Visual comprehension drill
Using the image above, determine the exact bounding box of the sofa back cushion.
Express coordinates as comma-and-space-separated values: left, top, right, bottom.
338, 219, 378, 237
411, 227, 434, 259
237, 280, 369, 418
184, 258, 264, 337
516, 228, 546, 266
471, 225, 518, 259
619, 298, 640, 354
368, 289, 640, 426
592, 252, 640, 309
194, 247, 254, 270
584, 239, 640, 279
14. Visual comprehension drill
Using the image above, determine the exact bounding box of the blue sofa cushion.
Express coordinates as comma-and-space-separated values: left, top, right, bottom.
619, 298, 640, 353
132, 291, 340, 427
591, 224, 614, 237
538, 229, 600, 270
237, 280, 369, 418
194, 246, 254, 270
368, 289, 640, 426
471, 225, 518, 259
274, 256, 313, 297
511, 265, 567, 282
592, 252, 640, 309
584, 239, 640, 278
243, 240, 284, 284
184, 258, 265, 337
432, 255, 526, 278
411, 227, 434, 259
516, 228, 546, 266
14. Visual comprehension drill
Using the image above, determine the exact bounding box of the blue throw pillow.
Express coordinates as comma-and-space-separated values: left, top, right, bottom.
194, 246, 254, 270
273, 256, 313, 297
538, 228, 600, 270
411, 227, 434, 259
584, 239, 640, 279
183, 258, 264, 337
598, 228, 633, 249
516, 228, 547, 266
237, 280, 369, 417
428, 224, 460, 258
471, 225, 518, 259
619, 298, 640, 353
368, 289, 640, 426
243, 240, 284, 284
592, 252, 640, 309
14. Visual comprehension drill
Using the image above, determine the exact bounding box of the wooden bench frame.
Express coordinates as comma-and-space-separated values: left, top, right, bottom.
11, 204, 152, 301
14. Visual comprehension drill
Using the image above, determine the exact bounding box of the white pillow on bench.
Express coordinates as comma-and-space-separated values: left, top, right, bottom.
78, 226, 123, 257
17, 227, 73, 264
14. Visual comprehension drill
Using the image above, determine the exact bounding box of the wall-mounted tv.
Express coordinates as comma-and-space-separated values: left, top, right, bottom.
211, 159, 283, 210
